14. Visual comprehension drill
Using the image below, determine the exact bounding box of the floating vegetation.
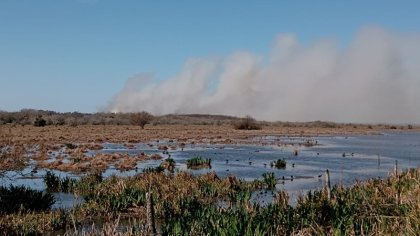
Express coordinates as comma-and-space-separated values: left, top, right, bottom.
271, 159, 286, 169
186, 156, 211, 169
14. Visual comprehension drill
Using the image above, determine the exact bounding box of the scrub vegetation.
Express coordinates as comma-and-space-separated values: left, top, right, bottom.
234, 115, 262, 130
0, 168, 418, 235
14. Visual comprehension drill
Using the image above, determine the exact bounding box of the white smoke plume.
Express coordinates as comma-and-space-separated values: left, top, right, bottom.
107, 26, 420, 123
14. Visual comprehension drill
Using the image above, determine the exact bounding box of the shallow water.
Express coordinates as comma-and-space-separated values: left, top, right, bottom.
52, 192, 84, 209
2, 132, 419, 206
98, 132, 420, 204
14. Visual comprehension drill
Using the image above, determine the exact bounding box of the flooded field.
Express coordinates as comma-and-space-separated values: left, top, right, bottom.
1, 124, 419, 235
2, 131, 419, 207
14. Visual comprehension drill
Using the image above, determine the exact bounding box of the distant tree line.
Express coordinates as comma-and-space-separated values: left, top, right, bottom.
0, 109, 237, 127
0, 109, 136, 126
0, 109, 416, 129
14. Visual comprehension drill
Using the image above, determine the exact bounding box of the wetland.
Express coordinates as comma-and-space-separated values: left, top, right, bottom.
1, 123, 419, 235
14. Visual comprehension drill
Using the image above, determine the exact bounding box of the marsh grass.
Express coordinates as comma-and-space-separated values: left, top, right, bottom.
0, 141, 27, 177
0, 210, 69, 235
160, 158, 176, 172
2, 168, 419, 235
262, 172, 277, 189
143, 166, 165, 173
161, 168, 420, 235
43, 171, 77, 193
186, 156, 211, 169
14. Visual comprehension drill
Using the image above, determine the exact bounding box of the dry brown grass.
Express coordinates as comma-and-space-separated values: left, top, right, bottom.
0, 123, 394, 146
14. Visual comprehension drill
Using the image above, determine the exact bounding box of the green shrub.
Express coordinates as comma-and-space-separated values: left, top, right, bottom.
262, 172, 277, 189
0, 185, 55, 213
271, 159, 286, 169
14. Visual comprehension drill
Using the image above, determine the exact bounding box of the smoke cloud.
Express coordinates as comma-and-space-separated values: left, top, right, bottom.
107, 26, 420, 123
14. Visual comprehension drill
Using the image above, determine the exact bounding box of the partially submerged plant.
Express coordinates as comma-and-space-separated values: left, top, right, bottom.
160, 158, 176, 172
262, 172, 277, 189
43, 171, 77, 193
143, 166, 165, 173
1, 163, 419, 235
186, 156, 211, 169
271, 159, 286, 169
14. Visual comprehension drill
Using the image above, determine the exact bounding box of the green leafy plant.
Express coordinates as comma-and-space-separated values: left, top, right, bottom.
0, 185, 55, 213
43, 171, 77, 193
262, 172, 277, 189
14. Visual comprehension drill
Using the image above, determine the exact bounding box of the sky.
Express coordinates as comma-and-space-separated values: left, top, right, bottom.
0, 1, 419, 122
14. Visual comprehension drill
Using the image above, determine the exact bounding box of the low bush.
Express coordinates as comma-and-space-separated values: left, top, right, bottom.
33, 116, 47, 127
262, 172, 277, 189
160, 158, 176, 172
130, 111, 154, 129
0, 185, 55, 214
271, 159, 286, 169
234, 116, 261, 130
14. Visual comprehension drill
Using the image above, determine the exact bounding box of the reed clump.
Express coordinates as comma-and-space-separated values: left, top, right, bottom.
160, 157, 176, 172
262, 172, 277, 189
0, 210, 69, 235
43, 171, 77, 193
186, 156, 211, 169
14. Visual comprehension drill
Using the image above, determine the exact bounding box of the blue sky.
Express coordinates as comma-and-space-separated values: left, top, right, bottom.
1, 0, 419, 113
